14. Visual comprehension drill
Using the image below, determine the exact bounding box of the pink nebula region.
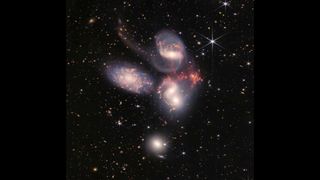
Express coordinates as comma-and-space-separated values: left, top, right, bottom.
157, 69, 202, 111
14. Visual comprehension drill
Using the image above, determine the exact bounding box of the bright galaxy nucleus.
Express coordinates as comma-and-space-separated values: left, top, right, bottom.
106, 62, 154, 94
157, 78, 184, 111
157, 70, 203, 112
117, 21, 186, 73
146, 134, 168, 158
153, 30, 186, 73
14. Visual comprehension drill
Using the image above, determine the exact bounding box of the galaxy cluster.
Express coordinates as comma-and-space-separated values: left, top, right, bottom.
105, 25, 203, 159
107, 24, 202, 115
67, 0, 254, 179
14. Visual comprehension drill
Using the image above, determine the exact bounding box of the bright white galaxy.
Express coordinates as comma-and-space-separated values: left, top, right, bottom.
156, 70, 203, 113
106, 62, 154, 94
146, 134, 168, 157
157, 78, 184, 111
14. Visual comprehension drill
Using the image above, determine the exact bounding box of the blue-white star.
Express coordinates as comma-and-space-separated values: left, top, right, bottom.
196, 28, 226, 56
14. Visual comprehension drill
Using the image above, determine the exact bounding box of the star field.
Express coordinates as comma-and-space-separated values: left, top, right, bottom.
67, 0, 254, 179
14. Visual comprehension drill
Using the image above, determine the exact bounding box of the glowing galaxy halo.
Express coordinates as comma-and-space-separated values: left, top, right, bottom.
145, 133, 169, 158
156, 68, 203, 113
157, 77, 184, 111
153, 30, 186, 73
105, 61, 154, 94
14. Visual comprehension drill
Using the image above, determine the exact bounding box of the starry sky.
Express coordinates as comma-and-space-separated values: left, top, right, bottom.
66, 0, 254, 179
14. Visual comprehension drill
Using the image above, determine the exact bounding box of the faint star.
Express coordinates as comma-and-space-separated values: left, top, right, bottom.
117, 120, 122, 126
88, 18, 96, 24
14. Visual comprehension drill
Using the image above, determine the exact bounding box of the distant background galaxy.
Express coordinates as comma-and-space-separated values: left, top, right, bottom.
67, 0, 254, 179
